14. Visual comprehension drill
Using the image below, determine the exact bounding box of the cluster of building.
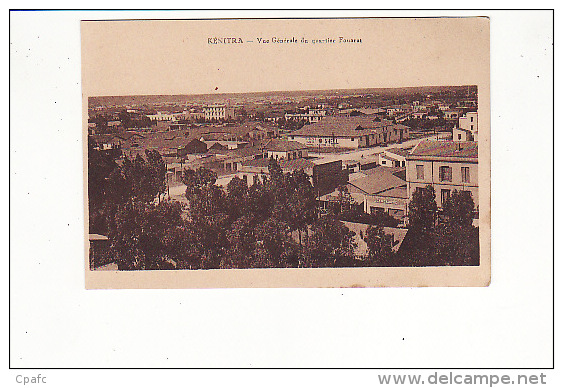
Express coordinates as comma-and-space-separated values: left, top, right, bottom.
318, 138, 479, 225
145, 104, 235, 122
91, 97, 479, 227
372, 98, 477, 123
315, 111, 479, 225
453, 111, 478, 141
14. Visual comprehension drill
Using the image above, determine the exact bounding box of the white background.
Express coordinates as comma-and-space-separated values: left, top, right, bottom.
4, 6, 559, 387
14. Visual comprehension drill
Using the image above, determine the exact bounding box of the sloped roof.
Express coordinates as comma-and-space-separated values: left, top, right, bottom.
279, 158, 316, 171
290, 116, 397, 138
408, 140, 478, 161
376, 186, 408, 199
225, 145, 265, 159
348, 166, 406, 195
113, 132, 146, 141
263, 139, 308, 152
385, 147, 410, 158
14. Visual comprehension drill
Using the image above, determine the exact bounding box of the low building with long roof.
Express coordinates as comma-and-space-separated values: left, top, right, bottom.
287, 116, 409, 149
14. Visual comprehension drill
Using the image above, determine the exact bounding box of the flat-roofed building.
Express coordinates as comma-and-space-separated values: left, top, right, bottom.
203, 104, 235, 121
406, 140, 478, 209
379, 148, 409, 168
457, 111, 478, 141
284, 106, 327, 123
147, 112, 176, 121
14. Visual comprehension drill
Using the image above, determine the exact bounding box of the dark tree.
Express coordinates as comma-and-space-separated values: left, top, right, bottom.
434, 190, 479, 266
286, 169, 318, 244
364, 224, 394, 266
408, 185, 438, 231
304, 215, 357, 267
441, 190, 475, 227
109, 200, 184, 270
88, 137, 119, 234
226, 176, 249, 220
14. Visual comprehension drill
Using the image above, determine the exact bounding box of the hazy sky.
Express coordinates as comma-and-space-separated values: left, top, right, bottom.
82, 17, 489, 97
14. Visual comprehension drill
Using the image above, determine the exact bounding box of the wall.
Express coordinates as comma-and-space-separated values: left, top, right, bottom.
313, 160, 348, 196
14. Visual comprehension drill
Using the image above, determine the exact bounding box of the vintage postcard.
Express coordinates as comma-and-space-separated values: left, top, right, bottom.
82, 17, 490, 288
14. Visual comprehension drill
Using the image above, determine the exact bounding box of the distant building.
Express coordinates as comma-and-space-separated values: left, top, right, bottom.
284, 106, 327, 123
147, 112, 176, 121
168, 123, 188, 131
247, 124, 279, 140
262, 139, 308, 160
406, 140, 478, 209
107, 120, 122, 128
288, 116, 409, 149
203, 104, 235, 121
410, 111, 427, 119
457, 111, 478, 141
379, 148, 409, 167
437, 103, 451, 111
452, 127, 475, 142
178, 138, 208, 156
443, 110, 461, 120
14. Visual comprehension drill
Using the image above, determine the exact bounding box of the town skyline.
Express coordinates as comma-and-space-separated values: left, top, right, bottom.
88, 85, 478, 108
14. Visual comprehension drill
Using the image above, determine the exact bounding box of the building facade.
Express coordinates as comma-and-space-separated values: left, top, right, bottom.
406, 140, 478, 209
203, 104, 235, 121
284, 106, 327, 123
458, 111, 478, 140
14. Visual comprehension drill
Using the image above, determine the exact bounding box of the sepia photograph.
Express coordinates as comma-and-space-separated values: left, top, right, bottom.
10, 8, 555, 371
82, 17, 491, 288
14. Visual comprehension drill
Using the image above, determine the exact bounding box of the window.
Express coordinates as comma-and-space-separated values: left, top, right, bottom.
439, 166, 452, 182
416, 165, 424, 180
461, 167, 470, 183
441, 189, 451, 205
350, 137, 355, 141
458, 134, 462, 140
470, 116, 474, 122
471, 125, 474, 131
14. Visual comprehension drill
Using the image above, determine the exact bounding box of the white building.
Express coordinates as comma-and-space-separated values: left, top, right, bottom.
203, 104, 235, 121
263, 139, 308, 160
146, 112, 176, 121
284, 107, 327, 123
457, 111, 478, 140
379, 148, 409, 168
